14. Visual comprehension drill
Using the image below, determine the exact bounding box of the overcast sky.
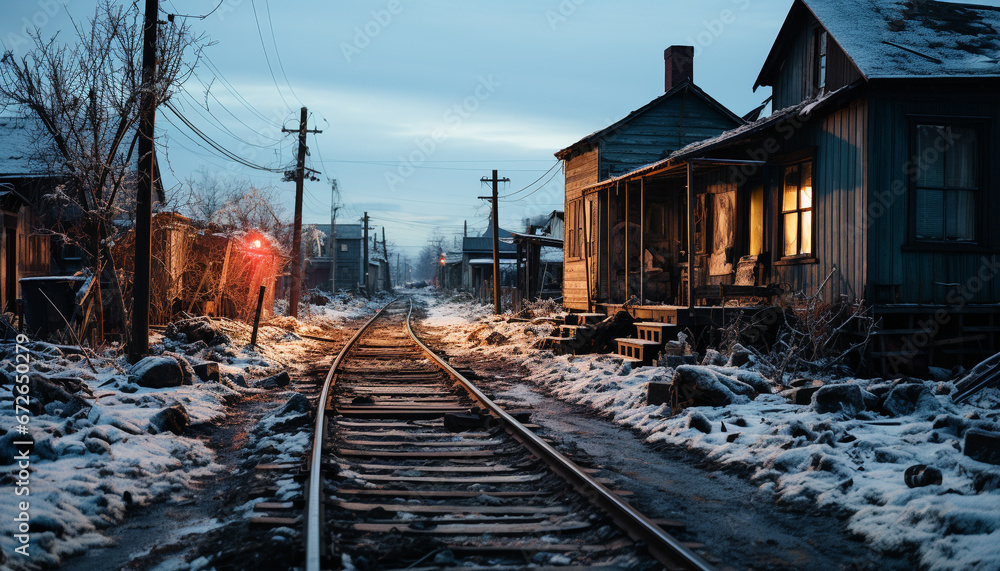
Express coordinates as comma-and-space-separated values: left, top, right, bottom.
3, 0, 999, 258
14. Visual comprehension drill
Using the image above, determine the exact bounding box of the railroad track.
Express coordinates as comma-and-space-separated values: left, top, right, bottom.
305, 298, 712, 570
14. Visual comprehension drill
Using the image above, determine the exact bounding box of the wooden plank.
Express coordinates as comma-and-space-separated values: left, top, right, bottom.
343, 463, 515, 473
335, 449, 498, 459
253, 502, 296, 511
347, 473, 544, 484
332, 501, 568, 516
348, 521, 589, 535
339, 439, 502, 447
337, 431, 492, 439
250, 516, 299, 527
336, 489, 548, 499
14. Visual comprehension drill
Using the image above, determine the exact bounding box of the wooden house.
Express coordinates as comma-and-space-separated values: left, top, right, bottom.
0, 116, 54, 315
556, 46, 744, 312
558, 0, 1000, 372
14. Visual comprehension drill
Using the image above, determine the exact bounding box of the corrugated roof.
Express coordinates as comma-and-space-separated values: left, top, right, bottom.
759, 0, 1000, 88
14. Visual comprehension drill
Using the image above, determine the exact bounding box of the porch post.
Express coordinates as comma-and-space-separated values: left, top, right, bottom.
687, 161, 695, 312
640, 176, 645, 304
624, 180, 629, 303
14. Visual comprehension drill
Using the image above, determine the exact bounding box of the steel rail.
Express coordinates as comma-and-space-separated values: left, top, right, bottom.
305, 299, 399, 571
404, 302, 715, 571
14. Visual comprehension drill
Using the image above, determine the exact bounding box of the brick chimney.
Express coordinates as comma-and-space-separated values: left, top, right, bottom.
664, 46, 694, 92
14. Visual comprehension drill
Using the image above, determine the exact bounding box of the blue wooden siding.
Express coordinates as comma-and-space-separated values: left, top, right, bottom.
771, 99, 868, 302
599, 89, 741, 179
867, 90, 1000, 304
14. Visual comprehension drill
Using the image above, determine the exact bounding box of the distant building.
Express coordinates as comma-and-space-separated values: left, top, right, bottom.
303, 223, 364, 292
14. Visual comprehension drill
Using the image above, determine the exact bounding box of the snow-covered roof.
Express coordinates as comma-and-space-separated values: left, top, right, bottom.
311, 223, 364, 240
760, 0, 1000, 88
0, 115, 53, 176
540, 247, 564, 264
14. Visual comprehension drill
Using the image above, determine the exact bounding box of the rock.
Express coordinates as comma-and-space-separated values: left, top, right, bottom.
278, 393, 311, 416
129, 356, 185, 389
884, 383, 942, 417
788, 385, 823, 405
211, 333, 232, 347
702, 349, 728, 367
726, 344, 753, 368
183, 340, 209, 355
192, 362, 220, 383
686, 411, 712, 434
812, 384, 865, 416
84, 437, 111, 455
166, 318, 224, 346
0, 433, 31, 465
647, 381, 672, 406
671, 365, 755, 408
484, 331, 508, 345
259, 372, 291, 389
927, 367, 953, 382
231, 374, 248, 388
904, 464, 943, 488
163, 352, 196, 385
148, 404, 189, 435
963, 428, 1000, 465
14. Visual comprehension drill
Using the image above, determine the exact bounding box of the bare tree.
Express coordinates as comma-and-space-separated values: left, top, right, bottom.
0, 1, 203, 342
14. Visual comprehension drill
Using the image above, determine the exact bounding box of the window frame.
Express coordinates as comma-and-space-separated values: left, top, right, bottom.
778, 158, 816, 262
813, 28, 828, 94
906, 115, 987, 248
566, 198, 584, 260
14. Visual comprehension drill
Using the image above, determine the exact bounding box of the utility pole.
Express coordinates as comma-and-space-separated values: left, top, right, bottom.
329, 180, 339, 294
362, 212, 370, 291
479, 170, 509, 314
382, 227, 392, 290
282, 106, 321, 317
130, 0, 158, 362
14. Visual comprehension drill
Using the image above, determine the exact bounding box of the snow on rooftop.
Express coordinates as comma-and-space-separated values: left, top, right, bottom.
804, 0, 1000, 78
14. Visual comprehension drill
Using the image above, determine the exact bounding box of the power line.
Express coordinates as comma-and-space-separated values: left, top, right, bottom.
176, 90, 282, 151
188, 69, 285, 142
264, 0, 304, 108
250, 0, 292, 111
163, 0, 225, 19
200, 55, 283, 128
164, 99, 288, 173
499, 160, 562, 198
502, 163, 564, 202
315, 159, 550, 173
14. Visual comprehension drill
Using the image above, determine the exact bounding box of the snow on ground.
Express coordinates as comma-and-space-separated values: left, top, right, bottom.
0, 294, 378, 569
418, 291, 1000, 571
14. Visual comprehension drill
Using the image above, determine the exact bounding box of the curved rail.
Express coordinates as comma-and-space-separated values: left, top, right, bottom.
305, 299, 399, 571
404, 302, 713, 571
